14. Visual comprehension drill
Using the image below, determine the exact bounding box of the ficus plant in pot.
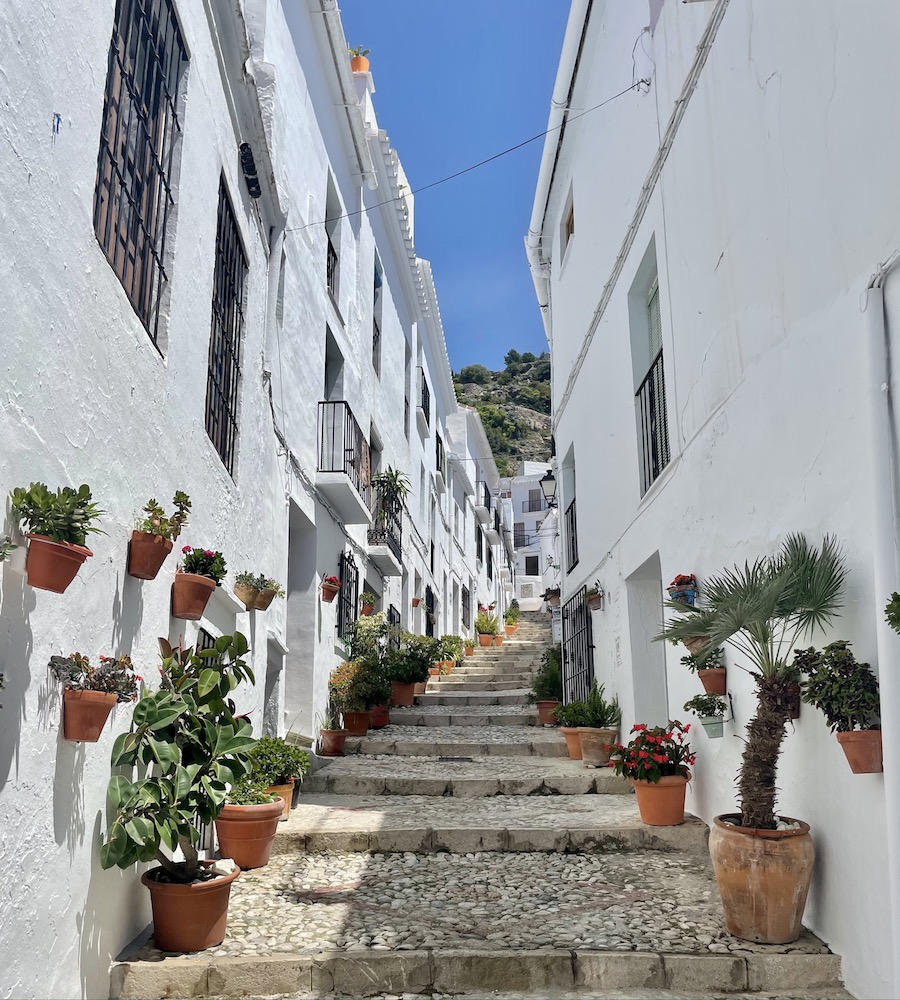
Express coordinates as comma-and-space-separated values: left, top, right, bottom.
49, 651, 140, 742
683, 693, 727, 740
9, 482, 104, 593
577, 679, 621, 767
658, 533, 847, 944
99, 632, 257, 953
129, 492, 191, 581
173, 547, 227, 620
795, 641, 881, 774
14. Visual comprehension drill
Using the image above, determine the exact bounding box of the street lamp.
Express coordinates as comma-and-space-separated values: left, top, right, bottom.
539, 470, 557, 508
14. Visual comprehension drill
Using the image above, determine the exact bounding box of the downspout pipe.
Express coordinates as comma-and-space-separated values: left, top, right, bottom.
862, 266, 900, 997
525, 0, 592, 339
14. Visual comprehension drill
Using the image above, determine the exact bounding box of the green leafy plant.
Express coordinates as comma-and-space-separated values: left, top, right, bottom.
99, 633, 257, 882
225, 780, 279, 805
680, 647, 725, 673
180, 546, 227, 584
316, 697, 342, 732
10, 482, 104, 546
49, 652, 141, 703
885, 593, 900, 634
329, 659, 389, 711
348, 45, 370, 57
529, 645, 563, 702
658, 534, 846, 829
383, 647, 428, 684
683, 693, 726, 718
360, 591, 378, 608
248, 736, 310, 785
401, 632, 441, 678
554, 700, 589, 728
475, 611, 499, 636
0, 536, 17, 561
135, 491, 191, 541
583, 679, 622, 728
439, 634, 464, 663
795, 641, 880, 733
609, 722, 695, 783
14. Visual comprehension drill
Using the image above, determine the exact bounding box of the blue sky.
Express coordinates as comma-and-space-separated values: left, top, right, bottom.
340, 1, 569, 372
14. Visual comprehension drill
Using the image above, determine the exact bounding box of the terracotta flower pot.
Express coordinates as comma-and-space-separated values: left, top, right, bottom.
411, 598, 421, 607
709, 814, 814, 944
413, 681, 427, 695
350, 54, 370, 73
235, 582, 259, 610
536, 700, 560, 726
504, 624, 516, 636
215, 800, 283, 870
478, 634, 493, 647
142, 860, 241, 953
464, 645, 475, 657
390, 681, 416, 707
698, 668, 726, 696
321, 583, 340, 603
63, 689, 118, 742
587, 594, 603, 611
25, 534, 92, 593
128, 532, 173, 581
837, 730, 883, 773
493, 634, 504, 647
428, 667, 441, 677
171, 572, 216, 620
370, 704, 390, 728
361, 603, 375, 616
631, 773, 690, 826
342, 710, 370, 736
578, 726, 618, 767
561, 726, 582, 759
252, 588, 277, 611
319, 729, 347, 756
265, 781, 294, 821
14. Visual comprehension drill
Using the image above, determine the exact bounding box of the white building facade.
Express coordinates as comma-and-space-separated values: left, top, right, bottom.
504, 461, 553, 609
529, 1, 900, 997
0, 1, 507, 996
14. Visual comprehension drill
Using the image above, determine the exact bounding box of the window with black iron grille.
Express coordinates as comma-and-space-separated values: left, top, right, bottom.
93, 0, 188, 350
372, 315, 381, 377
387, 605, 401, 650
461, 586, 471, 628
564, 498, 579, 572
205, 179, 247, 476
430, 541, 435, 575
514, 523, 528, 547
525, 555, 540, 576
476, 525, 483, 563
425, 585, 435, 638
337, 551, 359, 640
487, 547, 493, 582
562, 587, 595, 703
326, 234, 339, 298
196, 628, 217, 652
636, 281, 670, 495
417, 367, 431, 426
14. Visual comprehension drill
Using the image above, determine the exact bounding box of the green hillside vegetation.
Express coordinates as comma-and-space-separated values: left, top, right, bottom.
453, 350, 552, 476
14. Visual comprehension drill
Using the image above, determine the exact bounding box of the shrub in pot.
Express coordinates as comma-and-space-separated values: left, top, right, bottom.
554, 700, 589, 759
684, 693, 727, 739
528, 644, 563, 725
659, 533, 846, 943
9, 482, 104, 593
129, 492, 191, 581
247, 736, 311, 819
475, 611, 499, 646
173, 547, 226, 620
385, 647, 427, 707
99, 632, 257, 953
49, 651, 140, 742
609, 722, 695, 825
360, 591, 378, 616
681, 645, 727, 696
577, 679, 622, 766
403, 632, 441, 691
795, 641, 882, 773
214, 781, 283, 869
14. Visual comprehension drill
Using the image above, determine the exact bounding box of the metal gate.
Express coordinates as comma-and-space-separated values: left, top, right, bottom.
561, 586, 594, 703
425, 585, 435, 638
337, 551, 359, 640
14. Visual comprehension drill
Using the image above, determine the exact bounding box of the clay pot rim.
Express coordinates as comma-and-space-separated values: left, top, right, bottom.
713, 813, 810, 839
576, 726, 618, 734
630, 772, 691, 786
64, 688, 119, 703
697, 666, 726, 673
175, 570, 217, 584
141, 860, 242, 892
27, 533, 93, 558
131, 531, 174, 548
836, 728, 882, 741
536, 699, 561, 706
218, 800, 284, 819
319, 727, 346, 735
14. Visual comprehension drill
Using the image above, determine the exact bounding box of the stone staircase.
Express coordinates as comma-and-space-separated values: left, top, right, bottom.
110, 612, 848, 1000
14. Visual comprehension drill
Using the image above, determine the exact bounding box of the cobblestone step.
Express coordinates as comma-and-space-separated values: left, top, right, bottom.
301, 755, 632, 797
389, 708, 536, 727
427, 680, 532, 692
415, 691, 530, 706
346, 725, 568, 758
273, 795, 708, 855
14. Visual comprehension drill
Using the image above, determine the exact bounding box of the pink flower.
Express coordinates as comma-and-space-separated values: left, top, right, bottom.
182, 545, 192, 553
204, 549, 216, 558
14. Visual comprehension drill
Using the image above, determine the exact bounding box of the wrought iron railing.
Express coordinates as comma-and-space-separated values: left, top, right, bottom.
461, 585, 471, 628
493, 508, 501, 536
636, 347, 670, 495
417, 366, 431, 426
317, 401, 371, 508
368, 487, 402, 561
564, 498, 579, 572
326, 236, 339, 298
562, 587, 595, 703
514, 529, 535, 548
521, 497, 548, 513
435, 434, 446, 481
425, 585, 435, 638
337, 551, 358, 640
475, 481, 492, 509
387, 605, 402, 650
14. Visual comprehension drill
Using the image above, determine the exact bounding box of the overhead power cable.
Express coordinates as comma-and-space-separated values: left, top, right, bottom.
285, 80, 648, 234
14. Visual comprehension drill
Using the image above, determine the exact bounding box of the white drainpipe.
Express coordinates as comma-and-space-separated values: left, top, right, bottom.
862, 265, 900, 995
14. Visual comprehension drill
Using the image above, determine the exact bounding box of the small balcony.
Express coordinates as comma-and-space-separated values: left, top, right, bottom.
368, 488, 403, 577
316, 401, 372, 525
435, 434, 447, 493
416, 366, 431, 437
485, 506, 501, 546
474, 480, 492, 526
522, 497, 548, 513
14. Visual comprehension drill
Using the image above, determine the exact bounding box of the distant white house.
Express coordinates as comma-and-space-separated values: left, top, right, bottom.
502, 461, 553, 609
528, 1, 900, 997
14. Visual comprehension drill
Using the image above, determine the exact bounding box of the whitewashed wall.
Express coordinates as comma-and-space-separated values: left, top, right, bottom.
537, 1, 900, 997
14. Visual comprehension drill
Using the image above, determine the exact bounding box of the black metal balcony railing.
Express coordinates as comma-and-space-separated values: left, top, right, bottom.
493, 508, 501, 535
636, 347, 671, 495
522, 497, 548, 513
326, 236, 338, 298
564, 497, 579, 572
368, 487, 402, 561
514, 529, 535, 548
317, 401, 371, 507
476, 481, 492, 509
435, 434, 446, 480
417, 366, 431, 426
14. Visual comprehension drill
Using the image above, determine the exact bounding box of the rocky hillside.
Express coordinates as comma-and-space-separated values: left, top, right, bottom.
453, 350, 552, 477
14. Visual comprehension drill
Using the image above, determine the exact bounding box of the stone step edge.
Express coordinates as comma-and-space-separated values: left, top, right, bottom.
110, 947, 843, 1000
345, 740, 568, 757
302, 772, 634, 797
271, 817, 709, 855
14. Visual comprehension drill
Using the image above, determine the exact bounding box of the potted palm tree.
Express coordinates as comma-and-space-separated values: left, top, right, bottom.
99, 633, 257, 953
659, 534, 846, 944
129, 492, 191, 580
577, 679, 622, 766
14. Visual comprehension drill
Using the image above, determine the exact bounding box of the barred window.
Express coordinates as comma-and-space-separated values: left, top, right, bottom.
93, 0, 188, 350
205, 179, 247, 476
461, 586, 471, 629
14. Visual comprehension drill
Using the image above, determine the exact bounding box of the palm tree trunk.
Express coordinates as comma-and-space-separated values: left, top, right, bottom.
738, 678, 792, 829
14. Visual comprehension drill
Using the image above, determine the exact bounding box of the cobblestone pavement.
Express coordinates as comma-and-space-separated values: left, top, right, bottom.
348, 726, 565, 745
305, 756, 617, 781
203, 992, 851, 1000
140, 851, 829, 961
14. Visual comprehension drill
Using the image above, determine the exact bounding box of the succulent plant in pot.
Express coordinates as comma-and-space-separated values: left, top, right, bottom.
9, 482, 104, 593
348, 44, 371, 72
684, 693, 727, 739
528, 644, 563, 725
99, 632, 257, 953
659, 533, 847, 944
253, 577, 285, 611
795, 641, 881, 774
173, 547, 227, 620
49, 651, 141, 742
129, 491, 191, 581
